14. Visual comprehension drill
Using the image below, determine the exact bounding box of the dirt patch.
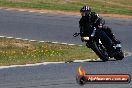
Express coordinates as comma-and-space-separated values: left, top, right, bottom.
12, 43, 31, 48
0, 37, 32, 48
0, 41, 31, 48
0, 7, 132, 18
101, 14, 132, 19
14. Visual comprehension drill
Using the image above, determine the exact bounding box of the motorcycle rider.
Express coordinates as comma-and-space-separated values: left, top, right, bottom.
79, 5, 119, 45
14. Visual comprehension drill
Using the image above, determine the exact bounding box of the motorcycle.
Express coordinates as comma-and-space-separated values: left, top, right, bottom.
73, 27, 124, 62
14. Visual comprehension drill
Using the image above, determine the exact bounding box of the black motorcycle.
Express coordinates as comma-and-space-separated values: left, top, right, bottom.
73, 27, 124, 62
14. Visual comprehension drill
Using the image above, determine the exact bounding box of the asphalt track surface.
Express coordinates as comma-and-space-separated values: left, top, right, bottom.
0, 9, 132, 88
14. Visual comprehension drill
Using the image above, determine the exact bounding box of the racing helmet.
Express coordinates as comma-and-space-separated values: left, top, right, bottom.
80, 5, 91, 15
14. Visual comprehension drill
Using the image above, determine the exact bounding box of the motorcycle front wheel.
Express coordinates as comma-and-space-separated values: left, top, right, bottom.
90, 42, 109, 62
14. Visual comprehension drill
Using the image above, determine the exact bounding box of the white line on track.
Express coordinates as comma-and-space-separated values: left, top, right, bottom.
0, 52, 131, 69
18, 9, 26, 12
0, 36, 5, 38
6, 37, 14, 39
28, 11, 36, 13
0, 62, 64, 69
15, 38, 22, 40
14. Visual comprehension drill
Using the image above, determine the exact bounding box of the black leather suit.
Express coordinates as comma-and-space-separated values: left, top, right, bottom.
79, 12, 117, 43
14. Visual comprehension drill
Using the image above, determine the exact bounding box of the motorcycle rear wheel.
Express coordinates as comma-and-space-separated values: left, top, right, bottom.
114, 51, 124, 60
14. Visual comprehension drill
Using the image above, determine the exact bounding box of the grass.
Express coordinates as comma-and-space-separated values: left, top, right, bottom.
0, 0, 132, 15
0, 37, 97, 66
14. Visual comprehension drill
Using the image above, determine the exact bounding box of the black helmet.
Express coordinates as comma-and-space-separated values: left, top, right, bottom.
80, 6, 91, 13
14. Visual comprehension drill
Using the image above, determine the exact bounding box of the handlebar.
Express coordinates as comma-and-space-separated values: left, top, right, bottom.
73, 27, 97, 37
73, 32, 80, 37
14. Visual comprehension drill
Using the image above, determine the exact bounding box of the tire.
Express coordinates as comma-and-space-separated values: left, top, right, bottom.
114, 51, 124, 60
91, 42, 109, 62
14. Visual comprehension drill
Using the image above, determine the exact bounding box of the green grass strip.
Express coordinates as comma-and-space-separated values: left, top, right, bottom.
0, 1, 79, 11
0, 38, 97, 66
0, 0, 132, 15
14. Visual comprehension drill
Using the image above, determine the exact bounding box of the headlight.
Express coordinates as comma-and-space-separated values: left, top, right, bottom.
82, 37, 89, 40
